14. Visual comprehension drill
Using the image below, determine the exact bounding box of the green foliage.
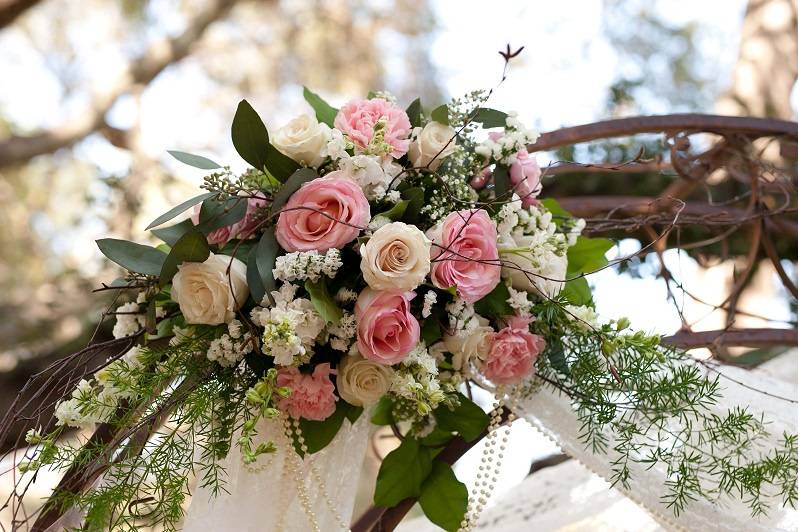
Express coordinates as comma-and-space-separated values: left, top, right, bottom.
567, 236, 613, 273
474, 282, 514, 318
167, 150, 221, 170
251, 228, 279, 305
430, 104, 449, 125
231, 99, 300, 181
271, 168, 317, 213
304, 277, 343, 324
158, 228, 210, 288
96, 238, 167, 276
400, 187, 425, 224
296, 401, 362, 456
406, 98, 422, 128
418, 462, 468, 531
472, 107, 507, 128
492, 164, 510, 200
378, 199, 410, 221
152, 219, 194, 247
146, 192, 216, 230
434, 393, 489, 442
303, 87, 338, 127
374, 437, 432, 507
196, 196, 247, 234
371, 396, 394, 426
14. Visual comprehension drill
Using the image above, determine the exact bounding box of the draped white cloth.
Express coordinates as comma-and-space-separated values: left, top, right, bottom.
183, 412, 372, 532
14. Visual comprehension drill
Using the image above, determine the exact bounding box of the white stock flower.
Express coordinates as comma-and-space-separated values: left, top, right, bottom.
360, 222, 431, 291
407, 121, 457, 171
564, 304, 600, 331
336, 354, 394, 407
171, 254, 249, 325
337, 154, 401, 200
272, 113, 331, 167
500, 235, 568, 299
443, 315, 494, 372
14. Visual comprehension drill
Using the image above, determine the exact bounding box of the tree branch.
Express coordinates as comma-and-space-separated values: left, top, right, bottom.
0, 0, 41, 30
661, 327, 798, 348
0, 0, 239, 168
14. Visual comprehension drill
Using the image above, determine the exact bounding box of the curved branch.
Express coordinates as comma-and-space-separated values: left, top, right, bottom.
529, 114, 798, 152
0, 0, 239, 168
661, 327, 798, 348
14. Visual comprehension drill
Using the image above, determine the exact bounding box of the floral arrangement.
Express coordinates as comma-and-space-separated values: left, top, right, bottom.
10, 87, 798, 532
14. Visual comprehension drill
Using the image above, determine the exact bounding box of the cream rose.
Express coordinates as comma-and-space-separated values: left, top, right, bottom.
443, 315, 495, 372
171, 254, 249, 325
272, 113, 330, 167
500, 235, 568, 299
360, 222, 431, 291
336, 354, 394, 407
408, 122, 457, 171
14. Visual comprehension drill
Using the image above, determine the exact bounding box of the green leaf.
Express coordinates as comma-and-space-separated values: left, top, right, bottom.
473, 107, 508, 128
342, 403, 364, 424
418, 462, 468, 532
196, 196, 247, 234
540, 197, 572, 219
265, 144, 301, 182
473, 282, 514, 318
218, 239, 256, 261
371, 396, 394, 426
303, 87, 338, 127
298, 402, 348, 455
231, 99, 270, 171
246, 245, 266, 305
145, 192, 216, 230
430, 104, 449, 125
420, 428, 454, 448
400, 187, 424, 224
434, 393, 489, 442
158, 228, 210, 288
254, 228, 280, 304
271, 168, 317, 213
406, 98, 422, 128
374, 438, 433, 507
567, 236, 613, 274
151, 219, 194, 247
145, 299, 157, 335
493, 164, 510, 200
547, 339, 570, 375
421, 317, 442, 345
562, 276, 592, 306
96, 239, 167, 276
167, 150, 221, 170
378, 200, 409, 221
304, 278, 343, 324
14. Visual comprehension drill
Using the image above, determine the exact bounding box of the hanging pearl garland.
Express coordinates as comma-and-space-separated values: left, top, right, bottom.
459, 386, 519, 532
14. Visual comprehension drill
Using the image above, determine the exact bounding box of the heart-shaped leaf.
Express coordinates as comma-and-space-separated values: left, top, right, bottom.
374, 438, 432, 507
231, 99, 270, 171
158, 228, 210, 287
303, 87, 338, 127
418, 462, 468, 531
431, 104, 449, 125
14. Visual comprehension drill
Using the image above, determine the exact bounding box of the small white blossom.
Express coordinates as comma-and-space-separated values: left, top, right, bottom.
207, 330, 254, 367
328, 312, 357, 352
507, 285, 534, 315
112, 301, 144, 339
335, 287, 358, 304
273, 249, 342, 282
564, 304, 600, 331
324, 128, 351, 161
422, 291, 437, 318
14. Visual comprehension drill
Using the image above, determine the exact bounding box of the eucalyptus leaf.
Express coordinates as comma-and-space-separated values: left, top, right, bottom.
254, 228, 279, 304
145, 299, 157, 335
473, 282, 514, 318
493, 164, 510, 200
246, 246, 266, 306
371, 396, 394, 426
304, 278, 343, 324
196, 197, 247, 234
406, 98, 422, 128
151, 219, 194, 247
418, 462, 468, 532
145, 192, 215, 230
303, 87, 338, 127
167, 150, 221, 170
473, 107, 508, 128
231, 99, 270, 171
158, 228, 210, 288
400, 187, 424, 224
430, 104, 449, 125
96, 239, 167, 276
547, 339, 570, 375
265, 144, 301, 183
434, 393, 489, 442
271, 168, 317, 213
297, 402, 347, 456
377, 200, 409, 221
374, 438, 432, 507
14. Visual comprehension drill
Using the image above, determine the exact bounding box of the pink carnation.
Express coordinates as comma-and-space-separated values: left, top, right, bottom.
482, 316, 545, 385
430, 209, 501, 303
275, 174, 370, 252
509, 149, 542, 207
334, 99, 412, 158
355, 288, 420, 365
275, 363, 337, 421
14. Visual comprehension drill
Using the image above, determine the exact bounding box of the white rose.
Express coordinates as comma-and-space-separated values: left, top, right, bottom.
443, 315, 494, 372
172, 254, 249, 325
408, 122, 458, 171
500, 236, 567, 299
360, 222, 431, 291
336, 354, 395, 407
272, 113, 331, 167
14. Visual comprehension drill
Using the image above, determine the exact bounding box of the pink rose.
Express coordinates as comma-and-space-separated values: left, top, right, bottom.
509, 149, 542, 207
430, 209, 501, 303
334, 99, 412, 158
231, 193, 268, 239
275, 363, 337, 421
275, 174, 370, 252
355, 288, 420, 365
191, 205, 233, 246
483, 316, 545, 385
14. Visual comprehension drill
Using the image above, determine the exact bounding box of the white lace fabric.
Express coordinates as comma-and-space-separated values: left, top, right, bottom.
183, 412, 372, 532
